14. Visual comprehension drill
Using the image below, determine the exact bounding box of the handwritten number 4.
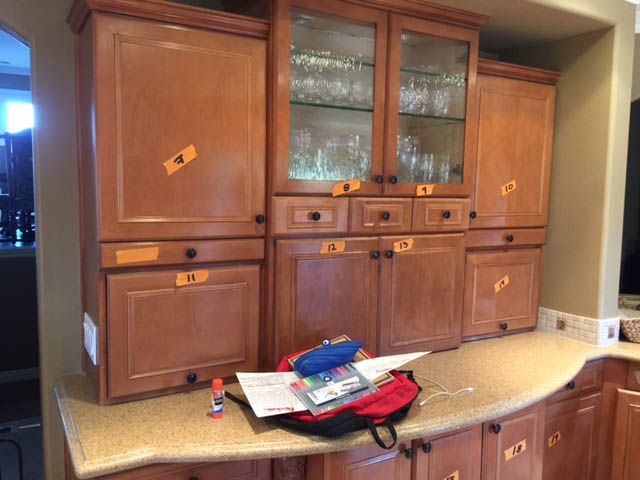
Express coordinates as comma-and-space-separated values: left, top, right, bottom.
174, 153, 185, 165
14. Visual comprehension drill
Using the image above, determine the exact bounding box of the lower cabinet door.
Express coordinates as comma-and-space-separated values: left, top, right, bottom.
462, 248, 541, 339
483, 402, 545, 480
275, 237, 379, 358
542, 392, 601, 480
306, 444, 413, 480
414, 425, 482, 480
611, 389, 640, 480
107, 264, 260, 399
378, 234, 464, 355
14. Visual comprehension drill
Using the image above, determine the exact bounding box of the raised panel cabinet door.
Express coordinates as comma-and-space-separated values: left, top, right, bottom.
94, 14, 266, 240
542, 392, 601, 480
378, 234, 464, 355
470, 74, 556, 228
107, 264, 260, 399
483, 402, 545, 480
414, 425, 482, 480
307, 444, 412, 480
462, 248, 541, 339
274, 237, 379, 358
611, 389, 640, 480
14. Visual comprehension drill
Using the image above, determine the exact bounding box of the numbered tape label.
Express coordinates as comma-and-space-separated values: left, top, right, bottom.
320, 241, 346, 254
116, 246, 160, 265
443, 471, 459, 480
164, 144, 198, 176
548, 431, 561, 448
332, 179, 361, 197
176, 269, 209, 287
416, 184, 435, 197
393, 238, 414, 253
501, 179, 517, 196
504, 439, 527, 462
494, 275, 510, 294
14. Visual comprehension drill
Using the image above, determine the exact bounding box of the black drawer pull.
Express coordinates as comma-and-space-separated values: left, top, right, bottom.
186, 372, 198, 384
375, 175, 384, 184
186, 248, 197, 259
311, 211, 321, 222
500, 322, 509, 331
371, 251, 381, 260
385, 250, 394, 259
470, 211, 477, 219
492, 424, 502, 434
255, 214, 266, 224
421, 442, 432, 454
404, 448, 414, 459
390, 176, 398, 184
506, 234, 514, 243
567, 380, 577, 390
442, 210, 451, 219
382, 211, 391, 221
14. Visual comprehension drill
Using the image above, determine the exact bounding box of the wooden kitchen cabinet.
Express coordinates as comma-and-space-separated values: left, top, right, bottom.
611, 389, 640, 480
542, 392, 601, 480
274, 237, 379, 357
483, 402, 545, 480
414, 425, 482, 480
469, 60, 559, 229
378, 234, 464, 354
83, 12, 267, 241
462, 248, 542, 339
107, 264, 260, 399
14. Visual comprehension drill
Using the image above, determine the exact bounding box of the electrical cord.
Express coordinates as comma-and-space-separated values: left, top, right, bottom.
413, 373, 474, 407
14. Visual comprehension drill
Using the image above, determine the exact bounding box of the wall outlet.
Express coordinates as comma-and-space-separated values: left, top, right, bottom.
83, 312, 98, 366
608, 326, 616, 339
556, 319, 566, 331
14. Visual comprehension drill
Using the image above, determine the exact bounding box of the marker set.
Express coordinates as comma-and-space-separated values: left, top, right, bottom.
289, 364, 378, 416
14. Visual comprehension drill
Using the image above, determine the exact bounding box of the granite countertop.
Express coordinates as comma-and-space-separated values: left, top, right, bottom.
57, 331, 640, 479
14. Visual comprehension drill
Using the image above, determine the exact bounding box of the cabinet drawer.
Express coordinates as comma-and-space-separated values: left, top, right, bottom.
271, 197, 349, 236
349, 198, 412, 234
463, 248, 541, 339
465, 228, 546, 249
627, 362, 640, 390
107, 264, 260, 399
412, 198, 470, 232
100, 239, 264, 268
547, 360, 603, 404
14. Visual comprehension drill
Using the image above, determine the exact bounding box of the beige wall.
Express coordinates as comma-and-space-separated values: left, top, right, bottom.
633, 34, 640, 101
0, 1, 81, 479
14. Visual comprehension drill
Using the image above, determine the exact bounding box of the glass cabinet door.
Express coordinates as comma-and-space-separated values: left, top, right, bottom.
385, 15, 478, 196
273, 0, 387, 195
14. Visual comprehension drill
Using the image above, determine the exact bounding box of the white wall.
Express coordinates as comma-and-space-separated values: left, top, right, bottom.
0, 87, 32, 133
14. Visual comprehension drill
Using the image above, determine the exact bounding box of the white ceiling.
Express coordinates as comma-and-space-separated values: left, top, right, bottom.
0, 29, 30, 76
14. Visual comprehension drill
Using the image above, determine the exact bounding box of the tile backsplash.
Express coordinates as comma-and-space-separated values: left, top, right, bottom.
538, 307, 620, 346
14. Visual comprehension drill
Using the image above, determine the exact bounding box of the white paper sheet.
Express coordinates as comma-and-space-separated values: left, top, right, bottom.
353, 351, 430, 381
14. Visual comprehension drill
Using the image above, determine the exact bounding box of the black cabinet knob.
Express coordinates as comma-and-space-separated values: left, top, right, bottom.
186, 248, 197, 259
567, 380, 577, 390
421, 442, 432, 454
442, 210, 451, 219
375, 175, 384, 184
311, 211, 321, 222
390, 176, 398, 184
506, 234, 514, 243
382, 211, 391, 221
371, 251, 381, 260
470, 211, 477, 219
404, 448, 414, 459
500, 322, 508, 331
492, 424, 502, 434
385, 250, 394, 259
255, 214, 266, 224
186, 372, 198, 384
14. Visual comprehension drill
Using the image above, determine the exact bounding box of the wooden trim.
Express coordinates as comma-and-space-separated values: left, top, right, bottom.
346, 0, 488, 29
67, 0, 270, 38
478, 59, 560, 85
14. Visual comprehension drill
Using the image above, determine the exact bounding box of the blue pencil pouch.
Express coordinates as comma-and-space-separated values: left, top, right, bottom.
293, 340, 362, 377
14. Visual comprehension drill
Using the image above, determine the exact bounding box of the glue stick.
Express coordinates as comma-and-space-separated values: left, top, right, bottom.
212, 378, 224, 419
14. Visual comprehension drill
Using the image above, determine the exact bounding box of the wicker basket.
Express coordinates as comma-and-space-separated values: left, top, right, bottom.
620, 308, 640, 343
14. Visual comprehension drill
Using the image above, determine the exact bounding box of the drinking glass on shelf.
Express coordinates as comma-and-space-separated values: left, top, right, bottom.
438, 153, 451, 184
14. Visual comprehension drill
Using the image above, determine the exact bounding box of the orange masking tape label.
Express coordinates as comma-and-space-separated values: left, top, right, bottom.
164, 144, 198, 176
332, 179, 361, 197
416, 184, 435, 197
504, 439, 527, 461
494, 275, 510, 294
320, 241, 346, 254
393, 238, 414, 253
444, 471, 459, 480
176, 269, 209, 287
115, 246, 160, 265
501, 179, 517, 196
548, 431, 561, 448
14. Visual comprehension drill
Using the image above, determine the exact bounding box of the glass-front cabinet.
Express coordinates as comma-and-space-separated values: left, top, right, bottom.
273, 0, 479, 197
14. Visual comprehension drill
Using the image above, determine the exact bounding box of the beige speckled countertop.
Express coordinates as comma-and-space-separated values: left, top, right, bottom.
57, 331, 640, 479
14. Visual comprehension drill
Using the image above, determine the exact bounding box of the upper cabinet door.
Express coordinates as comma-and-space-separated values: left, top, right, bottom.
94, 14, 266, 241
470, 73, 556, 228
384, 15, 478, 197
272, 0, 387, 195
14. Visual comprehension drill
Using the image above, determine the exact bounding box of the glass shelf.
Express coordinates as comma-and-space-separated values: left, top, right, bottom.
290, 100, 373, 114
291, 49, 375, 71
398, 111, 465, 123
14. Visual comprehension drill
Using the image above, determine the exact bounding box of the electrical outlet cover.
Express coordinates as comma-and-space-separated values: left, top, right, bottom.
83, 312, 98, 366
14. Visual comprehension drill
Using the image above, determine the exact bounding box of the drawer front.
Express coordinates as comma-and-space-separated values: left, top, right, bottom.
107, 264, 260, 399
100, 239, 264, 268
349, 198, 412, 234
466, 228, 546, 249
271, 197, 348, 236
627, 362, 640, 390
412, 199, 470, 232
94, 460, 272, 479
547, 360, 604, 404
